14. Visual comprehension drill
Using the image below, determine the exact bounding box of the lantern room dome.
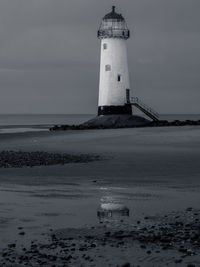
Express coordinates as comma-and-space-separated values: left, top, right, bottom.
98, 6, 130, 40
103, 6, 125, 21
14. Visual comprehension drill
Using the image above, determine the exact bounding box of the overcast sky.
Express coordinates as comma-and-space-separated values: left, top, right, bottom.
0, 0, 199, 114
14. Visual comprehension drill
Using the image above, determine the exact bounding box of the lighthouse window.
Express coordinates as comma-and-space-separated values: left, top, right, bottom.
105, 65, 111, 71
103, 43, 107, 50
117, 75, 121, 82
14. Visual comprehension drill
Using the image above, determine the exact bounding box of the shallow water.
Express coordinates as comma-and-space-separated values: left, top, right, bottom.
1, 178, 200, 249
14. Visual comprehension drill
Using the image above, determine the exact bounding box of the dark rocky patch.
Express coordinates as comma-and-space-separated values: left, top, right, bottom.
0, 151, 100, 168
49, 115, 200, 131
1, 208, 200, 266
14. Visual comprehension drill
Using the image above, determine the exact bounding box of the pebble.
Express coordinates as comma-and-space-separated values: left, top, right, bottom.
19, 232, 25, 236
121, 263, 130, 267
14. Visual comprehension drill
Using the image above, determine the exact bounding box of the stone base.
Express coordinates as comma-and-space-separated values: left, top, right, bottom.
82, 114, 150, 128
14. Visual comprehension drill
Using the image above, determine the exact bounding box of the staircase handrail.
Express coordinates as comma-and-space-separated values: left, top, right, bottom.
131, 97, 159, 119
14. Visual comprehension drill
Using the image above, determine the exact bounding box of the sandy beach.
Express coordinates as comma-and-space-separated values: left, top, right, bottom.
0, 126, 200, 266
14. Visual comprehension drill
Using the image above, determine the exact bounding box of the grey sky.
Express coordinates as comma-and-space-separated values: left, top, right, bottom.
0, 0, 199, 114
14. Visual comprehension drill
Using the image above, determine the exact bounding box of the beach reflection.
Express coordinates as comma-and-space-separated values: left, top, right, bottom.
97, 188, 129, 223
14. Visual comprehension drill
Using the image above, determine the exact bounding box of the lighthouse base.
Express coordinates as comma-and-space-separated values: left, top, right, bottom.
50, 114, 151, 131
82, 114, 149, 128
98, 105, 132, 116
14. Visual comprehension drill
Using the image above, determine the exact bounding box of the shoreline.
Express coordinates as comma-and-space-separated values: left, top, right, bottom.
0, 125, 200, 266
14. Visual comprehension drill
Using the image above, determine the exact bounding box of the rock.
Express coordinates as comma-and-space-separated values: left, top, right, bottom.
186, 207, 193, 211
7, 244, 16, 248
174, 259, 182, 263
19, 232, 25, 235
105, 232, 111, 237
121, 263, 130, 267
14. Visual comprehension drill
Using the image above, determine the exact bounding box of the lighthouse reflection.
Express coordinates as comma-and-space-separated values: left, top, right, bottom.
97, 188, 129, 223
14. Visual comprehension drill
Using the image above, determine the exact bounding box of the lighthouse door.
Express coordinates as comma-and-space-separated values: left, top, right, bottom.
126, 89, 130, 104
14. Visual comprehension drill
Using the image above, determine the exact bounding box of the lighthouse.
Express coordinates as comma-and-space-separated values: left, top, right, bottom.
97, 6, 132, 116
51, 6, 160, 131
73, 6, 159, 129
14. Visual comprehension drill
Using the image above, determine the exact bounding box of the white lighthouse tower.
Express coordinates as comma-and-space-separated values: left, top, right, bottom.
97, 6, 132, 116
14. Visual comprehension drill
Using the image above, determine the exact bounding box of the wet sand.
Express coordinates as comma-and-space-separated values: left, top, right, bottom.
0, 126, 200, 266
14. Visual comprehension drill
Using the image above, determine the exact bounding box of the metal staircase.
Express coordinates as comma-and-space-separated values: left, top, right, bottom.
130, 97, 159, 121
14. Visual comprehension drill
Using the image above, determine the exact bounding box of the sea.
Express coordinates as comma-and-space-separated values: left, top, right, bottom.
0, 114, 199, 134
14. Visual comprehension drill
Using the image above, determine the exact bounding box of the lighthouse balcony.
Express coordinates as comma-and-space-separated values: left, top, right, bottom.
97, 28, 130, 39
